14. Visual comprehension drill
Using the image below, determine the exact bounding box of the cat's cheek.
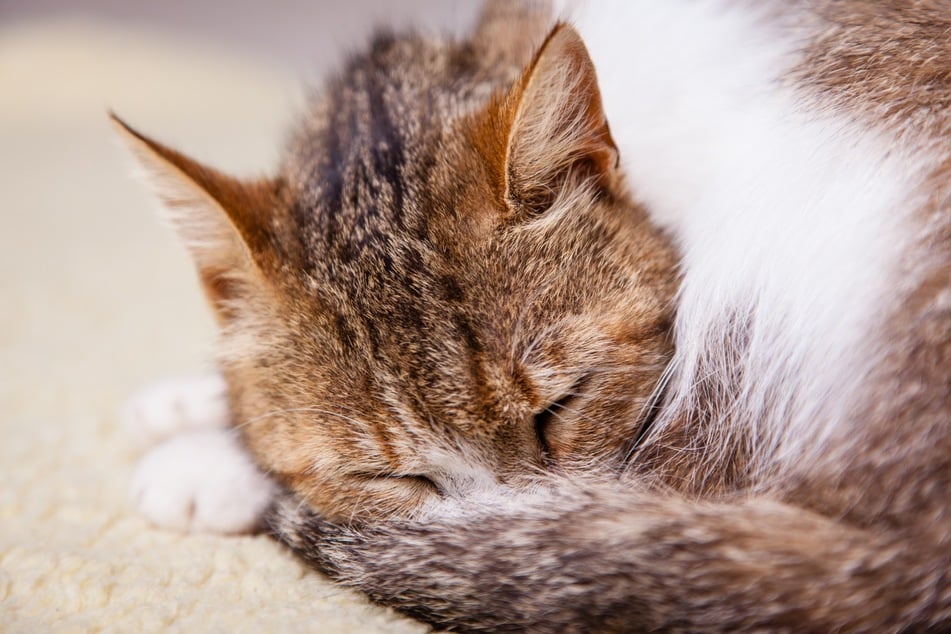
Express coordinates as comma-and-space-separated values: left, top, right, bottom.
130, 429, 276, 534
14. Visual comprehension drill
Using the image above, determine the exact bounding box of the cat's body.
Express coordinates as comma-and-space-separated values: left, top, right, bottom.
576, 0, 951, 509
119, 0, 951, 630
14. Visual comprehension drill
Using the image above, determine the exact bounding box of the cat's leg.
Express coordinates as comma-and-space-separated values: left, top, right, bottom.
122, 373, 275, 534
131, 428, 275, 534
120, 373, 230, 448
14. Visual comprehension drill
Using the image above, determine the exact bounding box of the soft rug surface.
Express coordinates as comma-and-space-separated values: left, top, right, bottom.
0, 19, 428, 633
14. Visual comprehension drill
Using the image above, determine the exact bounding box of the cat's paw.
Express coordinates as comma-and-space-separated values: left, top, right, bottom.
130, 429, 275, 534
120, 373, 230, 448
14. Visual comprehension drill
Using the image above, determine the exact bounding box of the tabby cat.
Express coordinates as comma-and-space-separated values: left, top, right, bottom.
117, 0, 951, 630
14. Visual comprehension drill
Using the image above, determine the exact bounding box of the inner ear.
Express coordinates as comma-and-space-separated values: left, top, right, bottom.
111, 113, 282, 321
469, 24, 619, 219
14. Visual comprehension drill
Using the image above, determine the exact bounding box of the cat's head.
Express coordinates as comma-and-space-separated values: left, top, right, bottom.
116, 14, 679, 521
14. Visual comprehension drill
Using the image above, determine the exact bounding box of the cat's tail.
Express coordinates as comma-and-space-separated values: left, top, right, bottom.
265, 481, 949, 632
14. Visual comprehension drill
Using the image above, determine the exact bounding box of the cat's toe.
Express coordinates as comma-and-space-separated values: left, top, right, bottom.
120, 373, 230, 448
130, 429, 275, 534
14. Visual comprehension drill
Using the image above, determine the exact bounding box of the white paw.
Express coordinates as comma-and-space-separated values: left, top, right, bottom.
120, 373, 230, 448
130, 429, 275, 534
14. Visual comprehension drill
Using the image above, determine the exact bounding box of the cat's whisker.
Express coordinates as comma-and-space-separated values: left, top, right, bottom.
229, 407, 314, 432
626, 358, 677, 442
509, 274, 562, 371
517, 316, 572, 368
232, 405, 368, 434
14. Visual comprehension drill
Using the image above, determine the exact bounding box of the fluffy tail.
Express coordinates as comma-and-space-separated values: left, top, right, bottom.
265, 482, 950, 632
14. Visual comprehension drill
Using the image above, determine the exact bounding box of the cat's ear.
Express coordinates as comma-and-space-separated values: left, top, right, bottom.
111, 113, 278, 321
474, 23, 619, 216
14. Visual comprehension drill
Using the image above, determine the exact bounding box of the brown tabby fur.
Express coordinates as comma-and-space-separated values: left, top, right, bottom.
115, 0, 951, 630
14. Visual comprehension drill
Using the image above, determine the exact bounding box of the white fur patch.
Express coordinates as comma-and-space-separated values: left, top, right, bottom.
131, 429, 275, 534
562, 1, 925, 470
120, 373, 231, 448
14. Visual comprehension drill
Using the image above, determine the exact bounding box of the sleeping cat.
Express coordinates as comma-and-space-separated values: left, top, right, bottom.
117, 0, 951, 631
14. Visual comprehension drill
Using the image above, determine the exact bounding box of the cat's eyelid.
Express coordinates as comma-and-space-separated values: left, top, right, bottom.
353, 471, 441, 492
532, 374, 591, 463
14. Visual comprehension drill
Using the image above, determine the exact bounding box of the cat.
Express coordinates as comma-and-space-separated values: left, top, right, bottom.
116, 0, 951, 631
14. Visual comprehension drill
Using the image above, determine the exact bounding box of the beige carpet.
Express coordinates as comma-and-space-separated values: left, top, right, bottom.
0, 19, 428, 633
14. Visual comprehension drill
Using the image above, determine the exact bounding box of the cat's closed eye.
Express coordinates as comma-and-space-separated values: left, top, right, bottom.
357, 471, 440, 491
532, 376, 590, 464
531, 399, 562, 462
394, 474, 442, 496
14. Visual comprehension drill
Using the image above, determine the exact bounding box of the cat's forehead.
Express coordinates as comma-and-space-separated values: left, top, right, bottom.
273, 31, 510, 302
267, 32, 509, 376
281, 32, 492, 219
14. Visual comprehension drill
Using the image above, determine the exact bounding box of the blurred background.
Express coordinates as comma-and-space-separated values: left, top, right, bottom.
0, 2, 476, 631
4, 0, 480, 73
